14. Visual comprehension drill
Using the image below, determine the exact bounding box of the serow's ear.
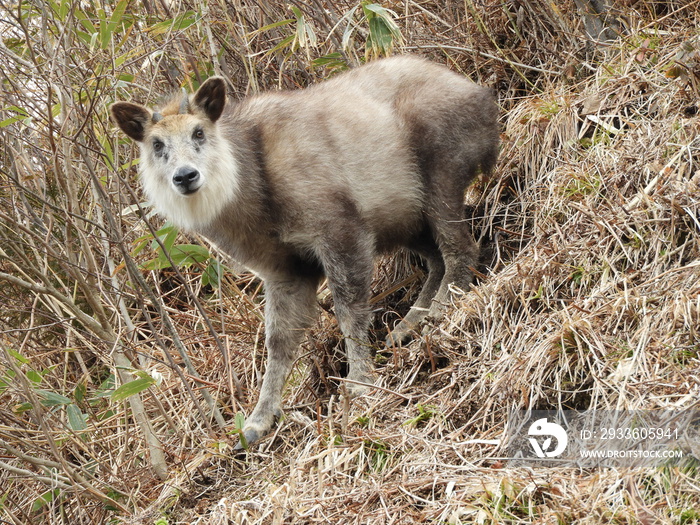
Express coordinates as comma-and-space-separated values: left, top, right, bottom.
110, 102, 151, 142
193, 77, 227, 123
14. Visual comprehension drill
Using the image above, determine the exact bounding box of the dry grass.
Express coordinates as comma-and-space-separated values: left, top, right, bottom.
1, 1, 700, 524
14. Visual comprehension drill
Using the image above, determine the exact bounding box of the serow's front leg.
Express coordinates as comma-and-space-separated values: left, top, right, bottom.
237, 276, 318, 448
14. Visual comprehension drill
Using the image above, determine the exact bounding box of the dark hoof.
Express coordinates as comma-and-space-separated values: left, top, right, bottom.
233, 428, 263, 451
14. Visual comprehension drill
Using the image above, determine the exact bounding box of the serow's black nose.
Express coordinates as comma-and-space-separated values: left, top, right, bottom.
172, 167, 200, 194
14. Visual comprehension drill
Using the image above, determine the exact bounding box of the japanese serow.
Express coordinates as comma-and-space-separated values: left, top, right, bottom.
111, 55, 499, 447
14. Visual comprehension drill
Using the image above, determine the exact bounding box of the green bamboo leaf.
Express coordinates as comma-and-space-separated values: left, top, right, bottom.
98, 7, 110, 49
131, 237, 150, 258
267, 34, 296, 55
45, 0, 60, 18
0, 368, 16, 394
363, 2, 399, 17
0, 116, 23, 128
290, 6, 316, 50
37, 390, 72, 407
168, 244, 210, 266
139, 223, 179, 268
141, 257, 167, 271
232, 412, 248, 449
66, 403, 88, 432
312, 53, 348, 71
89, 30, 100, 51
306, 24, 318, 47
249, 18, 294, 38
0, 105, 29, 128
109, 0, 128, 28
296, 19, 306, 49
74, 380, 87, 403
119, 157, 140, 171
362, 2, 404, 57
102, 1, 128, 49
340, 4, 361, 50
14, 402, 33, 414
32, 489, 60, 513
74, 8, 96, 34
111, 375, 156, 402
368, 16, 394, 55
101, 135, 115, 170
202, 258, 223, 288
7, 348, 29, 364
92, 374, 116, 401
59, 0, 70, 20
26, 370, 42, 384
147, 11, 198, 36
154, 223, 179, 253
47, 0, 70, 21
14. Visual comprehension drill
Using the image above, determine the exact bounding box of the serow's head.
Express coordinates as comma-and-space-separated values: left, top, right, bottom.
111, 77, 236, 230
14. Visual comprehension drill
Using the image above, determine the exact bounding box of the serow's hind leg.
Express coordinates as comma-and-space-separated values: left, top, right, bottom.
237, 276, 318, 449
429, 221, 479, 321
386, 240, 445, 346
427, 188, 480, 322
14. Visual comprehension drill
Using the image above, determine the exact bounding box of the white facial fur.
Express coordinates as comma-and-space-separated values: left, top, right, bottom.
138, 115, 239, 232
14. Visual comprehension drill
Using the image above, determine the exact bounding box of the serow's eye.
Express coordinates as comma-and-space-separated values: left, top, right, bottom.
153, 139, 164, 153
193, 128, 205, 141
